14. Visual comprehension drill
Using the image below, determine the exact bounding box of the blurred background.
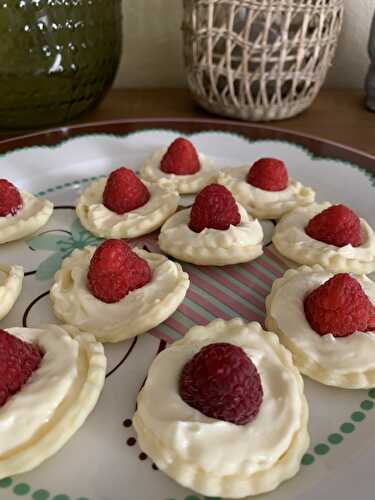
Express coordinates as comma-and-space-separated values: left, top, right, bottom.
117, 0, 372, 89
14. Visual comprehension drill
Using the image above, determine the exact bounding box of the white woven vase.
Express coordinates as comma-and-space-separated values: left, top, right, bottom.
182, 0, 344, 121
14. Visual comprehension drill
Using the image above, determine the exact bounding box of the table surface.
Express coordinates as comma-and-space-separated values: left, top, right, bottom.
1, 88, 375, 157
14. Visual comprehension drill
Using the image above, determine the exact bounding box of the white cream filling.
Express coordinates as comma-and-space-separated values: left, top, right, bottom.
139, 148, 216, 193
218, 166, 315, 217
269, 269, 375, 373
0, 325, 79, 455
274, 203, 375, 262
50, 247, 189, 340
159, 204, 263, 250
0, 190, 53, 244
136, 320, 303, 477
76, 177, 179, 238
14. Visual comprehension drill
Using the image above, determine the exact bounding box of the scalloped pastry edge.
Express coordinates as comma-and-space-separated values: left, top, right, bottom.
50, 248, 190, 343
217, 169, 315, 220
265, 265, 375, 388
134, 319, 309, 498
139, 149, 217, 194
76, 178, 180, 239
0, 325, 106, 479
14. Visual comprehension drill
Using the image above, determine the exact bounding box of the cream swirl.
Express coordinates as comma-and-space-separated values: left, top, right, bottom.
0, 264, 24, 320
159, 204, 264, 265
76, 178, 179, 239
0, 190, 53, 244
134, 319, 306, 478
273, 203, 375, 273
267, 267, 375, 374
139, 148, 217, 194
50, 247, 190, 343
218, 166, 315, 219
0, 324, 105, 479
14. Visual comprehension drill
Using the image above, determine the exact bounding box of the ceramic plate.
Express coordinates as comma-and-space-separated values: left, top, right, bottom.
0, 120, 375, 500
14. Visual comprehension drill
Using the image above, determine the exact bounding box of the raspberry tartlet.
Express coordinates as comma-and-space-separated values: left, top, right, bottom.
50, 240, 190, 343
218, 158, 315, 219
139, 137, 216, 194
0, 324, 106, 479
266, 265, 375, 388
133, 319, 309, 498
0, 264, 23, 320
0, 179, 53, 244
272, 202, 375, 273
76, 167, 180, 239
159, 184, 264, 265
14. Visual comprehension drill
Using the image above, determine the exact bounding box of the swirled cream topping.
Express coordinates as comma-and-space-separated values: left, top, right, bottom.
274, 203, 375, 261
139, 148, 216, 193
0, 190, 53, 244
159, 204, 263, 250
136, 320, 304, 477
269, 268, 375, 372
76, 177, 179, 238
0, 325, 80, 455
218, 166, 315, 217
50, 247, 189, 340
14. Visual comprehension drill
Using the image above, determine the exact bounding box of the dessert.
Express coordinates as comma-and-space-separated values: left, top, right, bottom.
159, 184, 264, 265
266, 265, 375, 388
50, 240, 189, 343
133, 318, 309, 498
139, 137, 216, 194
272, 203, 375, 273
0, 324, 106, 479
218, 157, 315, 219
0, 264, 24, 320
76, 167, 179, 239
0, 179, 53, 244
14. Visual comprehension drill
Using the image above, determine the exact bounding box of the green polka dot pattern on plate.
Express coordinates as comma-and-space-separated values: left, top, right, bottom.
52, 496, 70, 500
184, 496, 200, 500
361, 400, 374, 411
0, 477, 12, 488
13, 483, 31, 496
351, 411, 365, 422
368, 388, 375, 399
301, 453, 315, 465
328, 433, 343, 445
340, 422, 355, 434
314, 444, 330, 455
32, 490, 50, 500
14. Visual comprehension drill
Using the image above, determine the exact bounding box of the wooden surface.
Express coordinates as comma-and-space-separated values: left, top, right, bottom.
1, 88, 375, 156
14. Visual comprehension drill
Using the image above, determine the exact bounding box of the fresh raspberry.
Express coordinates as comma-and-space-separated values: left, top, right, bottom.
305, 204, 362, 247
102, 167, 150, 215
87, 239, 151, 303
189, 184, 241, 233
246, 158, 288, 191
0, 329, 43, 408
179, 342, 263, 425
304, 273, 375, 337
160, 137, 200, 175
0, 179, 23, 217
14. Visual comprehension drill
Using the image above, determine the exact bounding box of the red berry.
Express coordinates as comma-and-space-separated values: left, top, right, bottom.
189, 184, 241, 233
103, 167, 150, 215
247, 158, 288, 191
179, 342, 263, 425
0, 179, 23, 217
160, 138, 200, 175
305, 204, 362, 247
87, 239, 151, 303
0, 329, 42, 408
304, 273, 375, 337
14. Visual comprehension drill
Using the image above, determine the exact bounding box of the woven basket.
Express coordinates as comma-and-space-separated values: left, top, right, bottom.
182, 0, 344, 121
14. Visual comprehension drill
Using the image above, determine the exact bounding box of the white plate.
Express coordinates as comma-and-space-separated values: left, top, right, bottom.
0, 126, 374, 500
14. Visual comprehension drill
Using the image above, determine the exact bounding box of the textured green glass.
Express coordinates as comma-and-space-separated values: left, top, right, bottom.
0, 0, 122, 128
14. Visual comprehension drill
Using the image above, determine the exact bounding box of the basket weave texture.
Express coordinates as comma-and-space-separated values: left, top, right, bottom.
182, 0, 344, 121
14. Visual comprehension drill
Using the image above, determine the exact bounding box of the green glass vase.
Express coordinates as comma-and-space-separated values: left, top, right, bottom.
0, 0, 122, 129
